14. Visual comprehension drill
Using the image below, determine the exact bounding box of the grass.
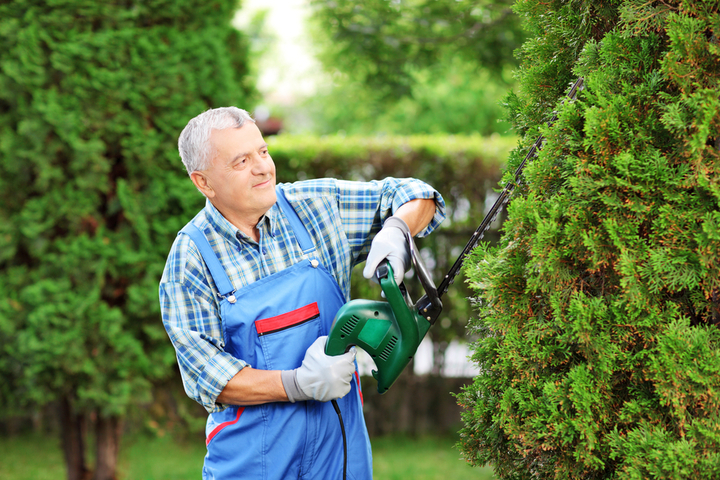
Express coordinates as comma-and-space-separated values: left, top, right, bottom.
0, 431, 497, 480
371, 435, 496, 480
0, 432, 66, 480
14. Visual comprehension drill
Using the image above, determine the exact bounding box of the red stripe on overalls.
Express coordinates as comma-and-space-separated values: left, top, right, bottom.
255, 303, 320, 336
355, 371, 363, 406
206, 407, 245, 446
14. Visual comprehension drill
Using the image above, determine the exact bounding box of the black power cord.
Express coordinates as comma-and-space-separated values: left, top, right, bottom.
331, 399, 347, 480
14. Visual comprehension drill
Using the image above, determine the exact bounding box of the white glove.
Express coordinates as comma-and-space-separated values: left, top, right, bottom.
281, 336, 356, 403
363, 216, 411, 285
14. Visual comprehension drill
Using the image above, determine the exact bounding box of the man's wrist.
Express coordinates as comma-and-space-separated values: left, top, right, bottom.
281, 369, 308, 403
383, 216, 410, 236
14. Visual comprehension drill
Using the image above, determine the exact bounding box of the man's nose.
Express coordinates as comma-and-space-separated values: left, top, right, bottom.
251, 153, 272, 174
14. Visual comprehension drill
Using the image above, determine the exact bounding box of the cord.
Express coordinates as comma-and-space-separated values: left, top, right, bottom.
331, 399, 347, 480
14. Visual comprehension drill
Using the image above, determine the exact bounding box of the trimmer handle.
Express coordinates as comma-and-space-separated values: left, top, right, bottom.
405, 232, 443, 324
374, 259, 411, 305
326, 262, 431, 393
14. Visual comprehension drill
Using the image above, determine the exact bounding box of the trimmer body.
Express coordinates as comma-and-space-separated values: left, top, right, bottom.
325, 233, 442, 393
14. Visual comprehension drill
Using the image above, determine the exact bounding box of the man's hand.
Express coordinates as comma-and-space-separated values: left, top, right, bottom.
363, 216, 411, 285
281, 336, 356, 403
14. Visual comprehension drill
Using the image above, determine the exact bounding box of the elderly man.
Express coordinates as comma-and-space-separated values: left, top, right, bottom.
159, 107, 445, 480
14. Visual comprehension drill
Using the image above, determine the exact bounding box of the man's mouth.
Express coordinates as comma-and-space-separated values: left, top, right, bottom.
254, 177, 273, 188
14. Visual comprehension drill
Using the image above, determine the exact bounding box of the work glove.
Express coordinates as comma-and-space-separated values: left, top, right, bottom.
363, 216, 411, 285
281, 336, 356, 403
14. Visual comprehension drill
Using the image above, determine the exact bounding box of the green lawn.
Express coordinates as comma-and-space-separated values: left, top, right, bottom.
371, 435, 496, 480
0, 432, 496, 479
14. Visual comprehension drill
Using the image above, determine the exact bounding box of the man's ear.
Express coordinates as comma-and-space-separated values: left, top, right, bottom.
190, 171, 215, 198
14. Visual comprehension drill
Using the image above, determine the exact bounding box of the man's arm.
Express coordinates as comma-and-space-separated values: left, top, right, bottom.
392, 198, 437, 236
161, 275, 248, 413
331, 177, 446, 266
217, 335, 357, 405
217, 368, 288, 406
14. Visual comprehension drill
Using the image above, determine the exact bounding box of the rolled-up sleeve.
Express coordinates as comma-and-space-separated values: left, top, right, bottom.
384, 178, 445, 237
159, 239, 247, 413
335, 177, 446, 263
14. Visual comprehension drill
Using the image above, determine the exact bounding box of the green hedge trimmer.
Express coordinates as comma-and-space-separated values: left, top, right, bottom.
326, 77, 586, 393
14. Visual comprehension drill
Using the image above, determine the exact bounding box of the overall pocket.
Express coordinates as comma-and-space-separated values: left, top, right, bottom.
206, 406, 245, 446
204, 405, 267, 479
255, 302, 322, 370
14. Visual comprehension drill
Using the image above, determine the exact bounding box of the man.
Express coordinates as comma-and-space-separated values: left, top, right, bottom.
159, 107, 445, 480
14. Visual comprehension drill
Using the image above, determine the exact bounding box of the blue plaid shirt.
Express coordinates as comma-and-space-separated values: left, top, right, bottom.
159, 177, 445, 412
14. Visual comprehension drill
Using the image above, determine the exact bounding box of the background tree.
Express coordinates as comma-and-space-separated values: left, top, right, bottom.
270, 0, 526, 136
458, 0, 720, 478
300, 55, 514, 136
0, 1, 254, 479
309, 0, 523, 97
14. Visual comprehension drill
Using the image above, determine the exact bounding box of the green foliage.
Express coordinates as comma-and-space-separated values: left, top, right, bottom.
296, 0, 524, 137
0, 0, 253, 418
268, 133, 515, 347
309, 0, 524, 97
299, 57, 514, 136
458, 0, 720, 478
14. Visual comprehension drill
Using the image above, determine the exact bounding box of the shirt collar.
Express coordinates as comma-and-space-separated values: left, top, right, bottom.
203, 198, 280, 243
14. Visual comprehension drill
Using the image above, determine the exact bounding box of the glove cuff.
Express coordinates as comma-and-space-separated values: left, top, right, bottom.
281, 369, 310, 403
383, 216, 411, 237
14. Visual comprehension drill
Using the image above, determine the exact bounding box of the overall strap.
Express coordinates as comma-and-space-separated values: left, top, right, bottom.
179, 224, 235, 297
275, 186, 315, 255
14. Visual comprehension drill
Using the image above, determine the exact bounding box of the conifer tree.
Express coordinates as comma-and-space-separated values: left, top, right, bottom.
458, 0, 720, 478
0, 2, 253, 479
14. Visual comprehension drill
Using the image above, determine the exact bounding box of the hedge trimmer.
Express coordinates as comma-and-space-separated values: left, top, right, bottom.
326, 77, 586, 393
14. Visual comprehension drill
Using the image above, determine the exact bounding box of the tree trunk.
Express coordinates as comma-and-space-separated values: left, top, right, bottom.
93, 414, 121, 480
59, 395, 89, 480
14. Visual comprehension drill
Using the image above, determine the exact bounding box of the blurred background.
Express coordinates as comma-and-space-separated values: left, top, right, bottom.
0, 0, 525, 478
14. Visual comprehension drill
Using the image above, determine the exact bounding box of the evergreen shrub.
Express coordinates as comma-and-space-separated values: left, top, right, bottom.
0, 0, 253, 477
458, 0, 720, 479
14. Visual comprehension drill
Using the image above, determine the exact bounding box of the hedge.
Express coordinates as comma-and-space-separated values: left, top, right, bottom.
458, 0, 720, 478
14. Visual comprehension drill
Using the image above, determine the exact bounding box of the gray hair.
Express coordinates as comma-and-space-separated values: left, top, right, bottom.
178, 107, 255, 175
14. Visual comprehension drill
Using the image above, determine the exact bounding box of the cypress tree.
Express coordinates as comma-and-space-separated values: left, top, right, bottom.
0, 2, 253, 479
458, 0, 720, 478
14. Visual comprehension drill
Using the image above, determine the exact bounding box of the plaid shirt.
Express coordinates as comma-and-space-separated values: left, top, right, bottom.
159, 177, 445, 412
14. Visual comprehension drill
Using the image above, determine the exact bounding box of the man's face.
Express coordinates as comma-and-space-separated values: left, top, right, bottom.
195, 123, 277, 230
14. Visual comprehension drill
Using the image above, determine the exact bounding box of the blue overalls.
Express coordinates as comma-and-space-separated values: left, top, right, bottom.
180, 188, 372, 480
